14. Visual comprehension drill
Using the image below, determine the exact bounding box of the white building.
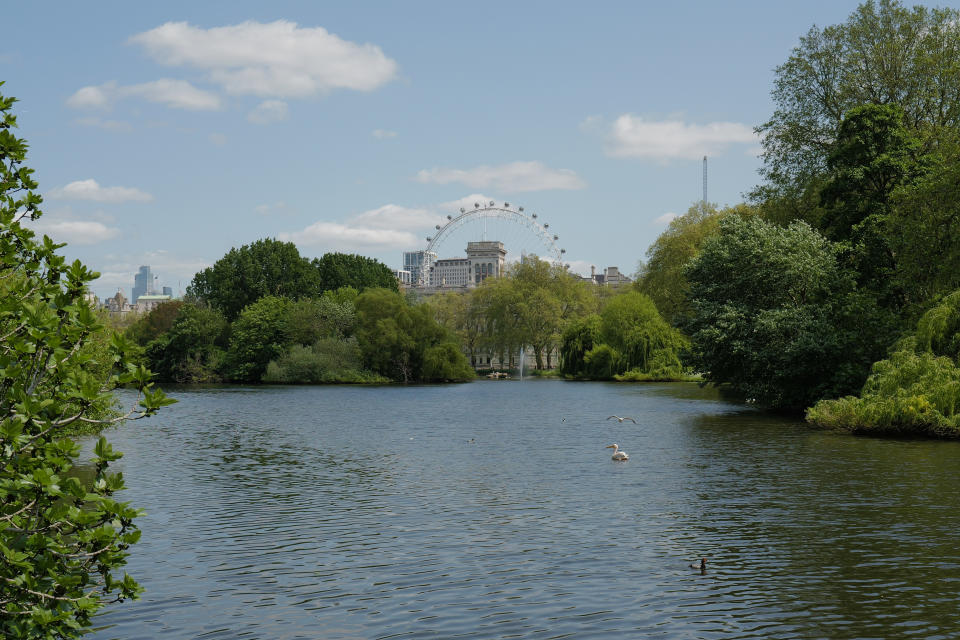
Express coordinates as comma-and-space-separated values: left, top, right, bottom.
582, 265, 632, 286
427, 241, 507, 289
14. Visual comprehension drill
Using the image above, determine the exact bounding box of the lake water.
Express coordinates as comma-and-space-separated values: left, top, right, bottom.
85, 380, 960, 639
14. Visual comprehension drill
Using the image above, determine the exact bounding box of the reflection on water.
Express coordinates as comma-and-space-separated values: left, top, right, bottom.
84, 381, 960, 639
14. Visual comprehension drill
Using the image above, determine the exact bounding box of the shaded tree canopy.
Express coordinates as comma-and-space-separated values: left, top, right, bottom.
187, 238, 320, 320
755, 0, 960, 201
312, 252, 398, 294
685, 215, 895, 410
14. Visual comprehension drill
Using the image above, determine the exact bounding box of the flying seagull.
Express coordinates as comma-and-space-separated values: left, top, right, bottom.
607, 415, 637, 423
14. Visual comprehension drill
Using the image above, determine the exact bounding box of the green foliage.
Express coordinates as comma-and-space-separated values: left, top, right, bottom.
144, 303, 228, 383
187, 238, 321, 320
355, 288, 472, 383
887, 136, 960, 309
598, 291, 687, 377
285, 297, 355, 345
559, 315, 602, 378
818, 103, 925, 307
224, 296, 291, 382
583, 344, 621, 379
557, 291, 687, 381
124, 300, 184, 346
756, 0, 960, 201
262, 338, 385, 384
312, 252, 398, 294
636, 202, 758, 325
421, 342, 476, 382
809, 290, 960, 436
685, 215, 896, 410
0, 86, 173, 638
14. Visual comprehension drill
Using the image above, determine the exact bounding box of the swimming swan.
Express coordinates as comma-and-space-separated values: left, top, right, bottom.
606, 443, 629, 461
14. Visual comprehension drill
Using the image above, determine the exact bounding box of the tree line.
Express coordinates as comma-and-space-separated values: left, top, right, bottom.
124, 239, 475, 384
634, 0, 960, 436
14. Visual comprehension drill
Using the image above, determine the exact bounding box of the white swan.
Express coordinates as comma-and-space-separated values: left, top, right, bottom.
606, 443, 629, 461
607, 415, 637, 423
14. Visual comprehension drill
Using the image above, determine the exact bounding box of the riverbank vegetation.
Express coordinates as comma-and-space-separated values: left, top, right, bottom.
1, 86, 173, 638
631, 0, 960, 435
127, 242, 474, 384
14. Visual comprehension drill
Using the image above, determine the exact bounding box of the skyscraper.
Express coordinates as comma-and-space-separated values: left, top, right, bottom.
132, 266, 154, 303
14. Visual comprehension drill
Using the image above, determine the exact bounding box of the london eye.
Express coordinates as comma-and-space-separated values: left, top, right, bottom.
419, 201, 565, 285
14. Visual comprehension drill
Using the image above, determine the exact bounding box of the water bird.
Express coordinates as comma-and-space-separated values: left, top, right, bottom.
606, 443, 629, 461
607, 415, 637, 423
689, 558, 707, 572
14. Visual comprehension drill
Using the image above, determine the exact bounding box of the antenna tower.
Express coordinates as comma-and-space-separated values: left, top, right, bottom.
702, 155, 708, 204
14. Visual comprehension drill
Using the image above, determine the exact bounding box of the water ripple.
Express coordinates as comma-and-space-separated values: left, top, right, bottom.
83, 381, 960, 639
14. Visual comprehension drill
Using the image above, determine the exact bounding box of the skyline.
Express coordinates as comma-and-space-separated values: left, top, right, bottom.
5, 0, 955, 300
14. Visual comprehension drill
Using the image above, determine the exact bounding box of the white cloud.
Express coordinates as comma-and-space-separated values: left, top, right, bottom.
75, 116, 134, 132
31, 219, 120, 246
348, 204, 444, 231
208, 132, 228, 145
67, 79, 221, 111
604, 114, 757, 160
654, 212, 679, 224
415, 161, 586, 193
47, 179, 153, 203
129, 20, 398, 98
278, 221, 417, 249
255, 201, 290, 215
437, 194, 498, 213
67, 84, 114, 109
247, 99, 288, 124
372, 128, 397, 139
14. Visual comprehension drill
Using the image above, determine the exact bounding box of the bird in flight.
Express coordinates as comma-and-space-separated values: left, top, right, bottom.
607, 415, 637, 423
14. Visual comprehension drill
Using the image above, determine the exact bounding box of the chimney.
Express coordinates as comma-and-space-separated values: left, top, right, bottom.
591, 265, 595, 279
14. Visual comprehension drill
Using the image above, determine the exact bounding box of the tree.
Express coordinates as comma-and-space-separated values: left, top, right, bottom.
808, 290, 960, 437
818, 104, 925, 307
286, 297, 355, 346
886, 135, 960, 310
755, 0, 960, 201
559, 315, 602, 378
224, 296, 292, 382
125, 300, 184, 346
685, 215, 895, 410
0, 86, 173, 638
187, 238, 320, 320
354, 288, 471, 383
144, 303, 228, 383
312, 252, 398, 294
598, 291, 687, 376
636, 202, 757, 325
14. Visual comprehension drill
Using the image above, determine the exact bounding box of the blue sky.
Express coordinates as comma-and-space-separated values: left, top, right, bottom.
4, 1, 953, 299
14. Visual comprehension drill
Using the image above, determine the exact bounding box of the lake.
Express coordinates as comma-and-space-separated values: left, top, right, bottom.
85, 379, 960, 639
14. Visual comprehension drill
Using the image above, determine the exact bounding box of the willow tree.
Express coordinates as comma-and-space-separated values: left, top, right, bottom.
0, 87, 173, 638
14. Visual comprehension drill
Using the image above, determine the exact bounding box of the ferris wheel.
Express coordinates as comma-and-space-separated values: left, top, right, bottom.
419, 201, 565, 285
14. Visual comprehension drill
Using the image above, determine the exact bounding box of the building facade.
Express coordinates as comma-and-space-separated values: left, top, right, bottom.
465, 241, 506, 286
132, 265, 157, 303
403, 250, 437, 286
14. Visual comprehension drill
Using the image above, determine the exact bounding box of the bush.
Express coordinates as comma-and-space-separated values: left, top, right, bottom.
421, 342, 475, 382
808, 291, 960, 437
263, 338, 385, 384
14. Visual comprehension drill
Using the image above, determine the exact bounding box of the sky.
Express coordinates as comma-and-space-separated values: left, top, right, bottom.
5, 1, 957, 300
